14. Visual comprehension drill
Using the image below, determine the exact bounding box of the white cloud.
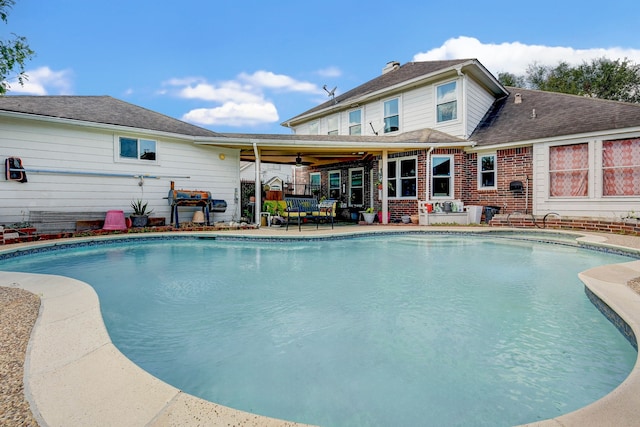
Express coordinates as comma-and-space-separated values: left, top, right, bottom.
165, 70, 319, 127
182, 102, 279, 127
414, 36, 640, 76
5, 66, 73, 95
316, 66, 342, 78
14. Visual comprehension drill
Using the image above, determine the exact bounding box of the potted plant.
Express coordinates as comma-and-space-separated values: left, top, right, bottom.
362, 207, 376, 224
130, 199, 153, 227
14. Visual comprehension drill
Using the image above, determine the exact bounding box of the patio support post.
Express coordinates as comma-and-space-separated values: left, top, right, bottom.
253, 142, 262, 225
381, 150, 388, 224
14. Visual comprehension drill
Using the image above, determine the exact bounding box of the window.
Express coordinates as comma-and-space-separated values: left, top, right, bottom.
478, 154, 496, 189
387, 157, 417, 198
383, 98, 399, 133
309, 172, 321, 196
327, 115, 338, 135
349, 168, 364, 206
119, 137, 157, 161
308, 121, 319, 135
436, 81, 457, 123
603, 138, 640, 196
329, 170, 341, 199
549, 143, 588, 197
431, 155, 453, 198
349, 109, 362, 135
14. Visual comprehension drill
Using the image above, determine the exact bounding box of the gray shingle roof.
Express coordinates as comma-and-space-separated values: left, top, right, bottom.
284, 60, 474, 124
0, 95, 220, 137
471, 88, 640, 146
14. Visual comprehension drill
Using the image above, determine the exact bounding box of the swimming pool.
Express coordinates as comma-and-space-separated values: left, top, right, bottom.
1, 233, 637, 426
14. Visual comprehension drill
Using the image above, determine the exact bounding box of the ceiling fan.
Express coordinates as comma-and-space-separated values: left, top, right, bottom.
291, 153, 312, 167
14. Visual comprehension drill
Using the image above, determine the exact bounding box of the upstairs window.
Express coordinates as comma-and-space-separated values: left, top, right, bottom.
349, 109, 362, 135
432, 155, 453, 198
308, 121, 319, 135
327, 115, 338, 135
478, 154, 496, 189
383, 98, 399, 133
119, 137, 157, 162
603, 138, 640, 196
436, 81, 457, 123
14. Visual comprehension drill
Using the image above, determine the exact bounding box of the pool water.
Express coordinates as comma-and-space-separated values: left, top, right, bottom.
1, 235, 636, 426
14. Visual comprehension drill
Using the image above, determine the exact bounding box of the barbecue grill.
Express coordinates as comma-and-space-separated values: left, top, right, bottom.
167, 189, 227, 228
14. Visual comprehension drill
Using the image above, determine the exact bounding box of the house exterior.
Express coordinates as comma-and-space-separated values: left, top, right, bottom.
279, 59, 640, 223
0, 96, 240, 228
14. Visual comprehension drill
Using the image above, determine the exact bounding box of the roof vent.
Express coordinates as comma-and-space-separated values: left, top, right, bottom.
514, 93, 522, 104
382, 61, 400, 74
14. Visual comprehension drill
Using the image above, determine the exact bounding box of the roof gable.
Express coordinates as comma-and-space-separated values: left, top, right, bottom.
471, 88, 640, 146
0, 95, 220, 137
284, 59, 479, 125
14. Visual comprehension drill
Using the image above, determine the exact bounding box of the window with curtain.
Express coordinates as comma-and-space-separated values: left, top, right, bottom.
603, 138, 640, 196
549, 143, 588, 197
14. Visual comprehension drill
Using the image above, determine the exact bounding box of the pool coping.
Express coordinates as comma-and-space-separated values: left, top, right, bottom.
2, 227, 640, 426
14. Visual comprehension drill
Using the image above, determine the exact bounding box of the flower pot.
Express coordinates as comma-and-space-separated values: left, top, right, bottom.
130, 215, 148, 228
362, 212, 376, 224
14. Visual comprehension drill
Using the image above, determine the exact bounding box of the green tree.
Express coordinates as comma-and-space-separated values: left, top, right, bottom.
0, 0, 34, 95
501, 58, 640, 104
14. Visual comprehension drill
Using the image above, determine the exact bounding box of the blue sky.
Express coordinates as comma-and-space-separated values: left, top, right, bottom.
4, 0, 640, 134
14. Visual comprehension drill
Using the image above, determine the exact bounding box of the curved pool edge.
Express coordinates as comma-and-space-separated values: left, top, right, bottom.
2, 227, 639, 426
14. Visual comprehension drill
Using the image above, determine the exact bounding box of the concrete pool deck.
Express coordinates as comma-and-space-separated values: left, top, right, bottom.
2, 226, 640, 426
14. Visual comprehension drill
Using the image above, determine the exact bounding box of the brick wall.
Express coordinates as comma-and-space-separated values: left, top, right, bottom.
489, 214, 640, 236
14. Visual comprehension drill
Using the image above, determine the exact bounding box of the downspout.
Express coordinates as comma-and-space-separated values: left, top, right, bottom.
425, 146, 435, 201
456, 67, 468, 139
253, 142, 262, 226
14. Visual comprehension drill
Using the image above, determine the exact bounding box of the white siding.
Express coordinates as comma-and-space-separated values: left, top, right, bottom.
0, 117, 240, 226
403, 86, 433, 132
466, 77, 496, 137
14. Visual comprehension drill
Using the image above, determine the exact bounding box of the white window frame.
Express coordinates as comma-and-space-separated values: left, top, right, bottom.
431, 154, 454, 199
436, 81, 458, 123
117, 136, 158, 163
383, 97, 400, 133
348, 167, 364, 207
349, 109, 362, 135
327, 115, 339, 135
387, 156, 418, 199
309, 172, 321, 196
478, 153, 497, 190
